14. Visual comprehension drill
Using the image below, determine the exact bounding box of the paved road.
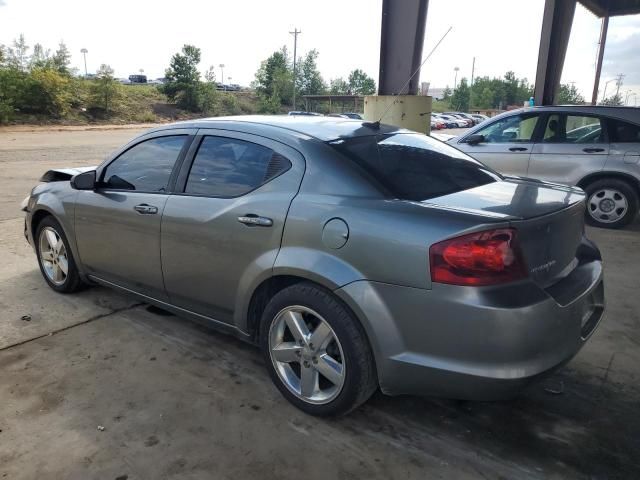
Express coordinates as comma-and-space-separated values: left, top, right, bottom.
0, 126, 639, 479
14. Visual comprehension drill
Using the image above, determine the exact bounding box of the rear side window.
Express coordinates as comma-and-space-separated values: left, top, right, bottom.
330, 133, 499, 201
103, 135, 186, 191
185, 136, 291, 197
542, 115, 603, 143
608, 119, 640, 143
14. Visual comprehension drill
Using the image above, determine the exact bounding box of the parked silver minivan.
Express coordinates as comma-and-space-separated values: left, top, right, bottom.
452, 106, 640, 228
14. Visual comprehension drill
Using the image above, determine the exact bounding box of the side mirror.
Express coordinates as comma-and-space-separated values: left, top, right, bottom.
70, 170, 96, 190
464, 134, 485, 145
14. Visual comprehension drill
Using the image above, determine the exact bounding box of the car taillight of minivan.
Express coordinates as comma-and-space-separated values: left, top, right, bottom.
429, 228, 527, 286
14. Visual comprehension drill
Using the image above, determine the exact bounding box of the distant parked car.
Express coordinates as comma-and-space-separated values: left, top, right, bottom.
433, 114, 458, 129
437, 114, 467, 128
430, 115, 445, 130
128, 74, 147, 84
452, 105, 640, 228
444, 112, 475, 127
471, 114, 489, 123
341, 112, 363, 120
448, 113, 475, 127
288, 111, 322, 116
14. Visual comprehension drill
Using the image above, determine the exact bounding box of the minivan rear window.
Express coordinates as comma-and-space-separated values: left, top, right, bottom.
329, 133, 499, 201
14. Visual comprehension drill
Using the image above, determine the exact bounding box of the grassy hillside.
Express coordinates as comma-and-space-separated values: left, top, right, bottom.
3, 84, 260, 126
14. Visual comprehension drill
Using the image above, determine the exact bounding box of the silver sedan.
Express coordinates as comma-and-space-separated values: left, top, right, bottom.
23, 116, 605, 416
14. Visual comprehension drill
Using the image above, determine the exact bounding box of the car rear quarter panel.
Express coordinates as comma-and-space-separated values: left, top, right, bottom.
274, 142, 510, 290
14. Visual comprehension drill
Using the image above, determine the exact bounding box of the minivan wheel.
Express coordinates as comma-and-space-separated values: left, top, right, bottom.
35, 216, 84, 293
584, 179, 639, 229
259, 282, 377, 416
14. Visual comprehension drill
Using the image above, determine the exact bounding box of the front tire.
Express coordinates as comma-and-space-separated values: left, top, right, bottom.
584, 178, 639, 229
260, 282, 377, 416
35, 216, 84, 293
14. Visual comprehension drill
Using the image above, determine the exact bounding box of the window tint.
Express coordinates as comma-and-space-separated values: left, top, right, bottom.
103, 136, 186, 191
475, 114, 539, 143
608, 118, 640, 143
542, 115, 603, 143
185, 136, 291, 197
330, 133, 499, 202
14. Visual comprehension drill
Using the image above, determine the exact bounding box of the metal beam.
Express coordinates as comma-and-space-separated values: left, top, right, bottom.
534, 0, 577, 105
378, 0, 429, 95
591, 15, 609, 105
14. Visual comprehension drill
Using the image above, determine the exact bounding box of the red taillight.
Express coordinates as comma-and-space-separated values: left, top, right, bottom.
429, 228, 527, 286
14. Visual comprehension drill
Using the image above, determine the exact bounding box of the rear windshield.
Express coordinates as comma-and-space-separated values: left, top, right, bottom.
329, 133, 499, 201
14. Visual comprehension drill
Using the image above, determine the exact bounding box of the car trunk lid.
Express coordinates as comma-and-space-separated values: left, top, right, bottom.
425, 179, 586, 287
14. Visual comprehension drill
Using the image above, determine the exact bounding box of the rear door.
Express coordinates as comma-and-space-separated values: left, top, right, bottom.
605, 117, 640, 168
529, 113, 609, 185
74, 129, 194, 299
454, 112, 541, 177
160, 129, 305, 323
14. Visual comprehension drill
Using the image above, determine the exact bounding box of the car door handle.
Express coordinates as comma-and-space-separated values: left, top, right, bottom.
237, 214, 273, 227
133, 204, 158, 214
508, 147, 528, 152
583, 147, 605, 153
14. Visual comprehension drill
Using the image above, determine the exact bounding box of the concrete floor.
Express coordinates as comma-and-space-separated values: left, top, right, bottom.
0, 126, 639, 479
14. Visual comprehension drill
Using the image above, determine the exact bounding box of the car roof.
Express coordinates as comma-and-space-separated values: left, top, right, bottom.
148, 115, 410, 142
495, 105, 640, 124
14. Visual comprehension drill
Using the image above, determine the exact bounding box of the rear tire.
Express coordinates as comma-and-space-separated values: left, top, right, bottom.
35, 216, 84, 293
259, 282, 377, 416
584, 178, 639, 229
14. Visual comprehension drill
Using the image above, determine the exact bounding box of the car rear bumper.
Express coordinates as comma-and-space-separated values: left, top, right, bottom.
335, 246, 604, 400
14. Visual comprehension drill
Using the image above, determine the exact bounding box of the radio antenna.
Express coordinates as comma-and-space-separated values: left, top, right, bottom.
369, 26, 453, 128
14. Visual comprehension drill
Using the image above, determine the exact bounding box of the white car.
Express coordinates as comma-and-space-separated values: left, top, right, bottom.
438, 115, 467, 128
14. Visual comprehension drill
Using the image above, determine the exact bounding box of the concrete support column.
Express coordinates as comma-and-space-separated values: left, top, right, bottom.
378, 0, 429, 95
534, 0, 577, 105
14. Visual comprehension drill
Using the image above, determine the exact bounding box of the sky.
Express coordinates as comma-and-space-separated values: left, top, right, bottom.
0, 0, 638, 104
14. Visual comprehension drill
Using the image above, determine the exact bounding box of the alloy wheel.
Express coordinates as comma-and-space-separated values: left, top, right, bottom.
268, 305, 346, 405
588, 188, 628, 224
38, 226, 69, 285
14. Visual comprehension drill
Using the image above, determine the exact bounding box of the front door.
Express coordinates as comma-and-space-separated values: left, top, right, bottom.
529, 113, 609, 185
161, 130, 305, 323
455, 113, 541, 177
74, 131, 193, 299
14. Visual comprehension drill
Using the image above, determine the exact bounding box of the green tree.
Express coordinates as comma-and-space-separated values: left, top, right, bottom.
254, 47, 291, 98
52, 42, 72, 75
450, 78, 470, 111
22, 68, 71, 116
30, 43, 52, 70
442, 85, 452, 100
602, 93, 623, 106
8, 34, 30, 71
253, 47, 293, 110
297, 49, 326, 96
163, 44, 202, 111
329, 77, 349, 95
347, 69, 375, 95
556, 83, 584, 105
91, 64, 119, 113
199, 82, 218, 114
204, 65, 216, 83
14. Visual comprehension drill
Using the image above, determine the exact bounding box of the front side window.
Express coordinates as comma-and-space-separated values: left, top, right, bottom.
542, 115, 603, 143
185, 136, 291, 197
330, 133, 499, 202
608, 118, 640, 143
475, 114, 539, 143
102, 135, 186, 191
